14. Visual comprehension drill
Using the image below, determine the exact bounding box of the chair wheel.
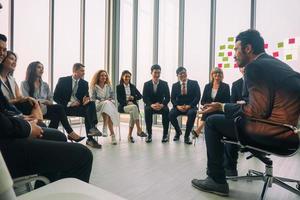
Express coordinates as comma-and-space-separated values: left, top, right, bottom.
297, 183, 300, 191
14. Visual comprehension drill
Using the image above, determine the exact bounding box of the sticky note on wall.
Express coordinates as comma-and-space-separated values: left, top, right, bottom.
227, 51, 232, 56
224, 63, 230, 68
289, 38, 295, 44
218, 52, 224, 57
228, 37, 234, 42
286, 54, 293, 60
228, 45, 234, 49
273, 51, 279, 57
218, 63, 222, 68
222, 57, 228, 62
264, 43, 268, 49
220, 45, 226, 50
277, 42, 284, 48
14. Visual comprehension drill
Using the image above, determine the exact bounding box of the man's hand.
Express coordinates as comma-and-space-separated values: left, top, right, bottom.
176, 105, 185, 112
70, 101, 81, 107
30, 120, 44, 138
82, 96, 90, 106
198, 102, 223, 114
23, 114, 36, 121
151, 103, 163, 111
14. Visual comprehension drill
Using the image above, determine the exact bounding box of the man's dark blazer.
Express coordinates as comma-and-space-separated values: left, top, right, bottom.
231, 78, 249, 103
53, 76, 89, 107
142, 80, 170, 107
170, 79, 201, 108
230, 78, 243, 103
224, 53, 300, 148
201, 82, 230, 105
116, 83, 143, 113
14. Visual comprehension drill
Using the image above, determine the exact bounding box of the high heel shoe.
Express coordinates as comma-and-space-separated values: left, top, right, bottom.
137, 131, 147, 137
192, 130, 200, 139
68, 133, 85, 143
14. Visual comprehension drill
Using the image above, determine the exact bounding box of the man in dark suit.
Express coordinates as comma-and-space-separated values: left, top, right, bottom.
191, 30, 300, 196
0, 33, 93, 184
230, 67, 248, 104
224, 66, 248, 177
169, 67, 201, 144
143, 64, 170, 143
53, 63, 102, 149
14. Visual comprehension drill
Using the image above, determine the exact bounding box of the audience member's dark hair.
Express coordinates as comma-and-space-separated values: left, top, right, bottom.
176, 66, 186, 75
73, 63, 85, 72
119, 70, 131, 84
235, 29, 265, 55
0, 51, 17, 72
0, 34, 7, 42
151, 64, 161, 72
25, 61, 43, 97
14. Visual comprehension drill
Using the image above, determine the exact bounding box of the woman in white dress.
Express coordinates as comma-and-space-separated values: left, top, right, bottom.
89, 70, 119, 145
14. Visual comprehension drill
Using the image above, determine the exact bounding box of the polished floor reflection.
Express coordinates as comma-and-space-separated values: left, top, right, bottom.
72, 123, 300, 200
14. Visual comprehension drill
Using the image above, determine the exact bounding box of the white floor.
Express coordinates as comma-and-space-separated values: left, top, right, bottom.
73, 123, 300, 200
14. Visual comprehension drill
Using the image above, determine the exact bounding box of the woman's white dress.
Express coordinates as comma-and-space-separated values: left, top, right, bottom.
90, 84, 119, 126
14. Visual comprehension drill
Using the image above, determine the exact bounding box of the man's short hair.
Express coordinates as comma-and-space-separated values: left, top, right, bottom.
73, 63, 85, 72
235, 29, 265, 55
151, 64, 161, 72
176, 66, 186, 75
0, 34, 7, 42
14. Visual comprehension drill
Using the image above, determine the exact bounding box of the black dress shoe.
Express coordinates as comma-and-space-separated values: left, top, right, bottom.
173, 134, 180, 141
161, 135, 169, 143
146, 136, 152, 143
184, 138, 192, 145
191, 177, 229, 197
86, 138, 102, 149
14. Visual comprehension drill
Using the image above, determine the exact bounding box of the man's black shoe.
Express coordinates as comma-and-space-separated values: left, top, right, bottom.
162, 135, 169, 143
191, 177, 229, 197
184, 138, 192, 145
86, 138, 102, 149
145, 136, 152, 143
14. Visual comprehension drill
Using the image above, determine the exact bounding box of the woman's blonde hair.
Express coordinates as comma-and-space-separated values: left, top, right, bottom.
210, 67, 224, 83
90, 70, 111, 89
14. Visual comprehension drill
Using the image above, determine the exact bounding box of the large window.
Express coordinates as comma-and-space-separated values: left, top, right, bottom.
14, 0, 49, 86
84, 0, 106, 83
53, 0, 81, 87
136, 0, 154, 91
158, 0, 179, 85
0, 0, 9, 40
256, 0, 300, 72
184, 0, 210, 91
215, 0, 251, 86
119, 0, 133, 76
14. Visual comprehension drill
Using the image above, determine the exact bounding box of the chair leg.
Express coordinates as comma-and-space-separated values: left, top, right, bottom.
259, 176, 272, 200
275, 176, 300, 183
273, 177, 300, 196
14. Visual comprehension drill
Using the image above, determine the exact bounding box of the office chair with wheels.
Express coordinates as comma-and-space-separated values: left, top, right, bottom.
222, 117, 300, 200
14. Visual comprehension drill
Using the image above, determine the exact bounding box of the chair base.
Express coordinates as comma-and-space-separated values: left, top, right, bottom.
227, 166, 300, 200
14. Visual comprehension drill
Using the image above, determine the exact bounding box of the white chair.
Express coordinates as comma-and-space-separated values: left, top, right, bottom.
0, 152, 17, 200
17, 178, 127, 200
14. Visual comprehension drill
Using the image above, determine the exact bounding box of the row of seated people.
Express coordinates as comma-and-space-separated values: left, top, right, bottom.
0, 34, 93, 188
2, 29, 299, 197
0, 48, 248, 147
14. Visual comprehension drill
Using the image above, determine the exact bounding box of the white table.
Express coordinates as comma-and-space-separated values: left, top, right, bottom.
17, 178, 127, 200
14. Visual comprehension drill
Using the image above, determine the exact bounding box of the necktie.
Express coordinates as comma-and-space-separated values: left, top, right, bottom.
182, 81, 187, 95
72, 80, 78, 99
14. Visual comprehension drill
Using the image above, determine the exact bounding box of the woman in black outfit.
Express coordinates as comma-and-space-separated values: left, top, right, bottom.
192, 67, 230, 137
116, 70, 147, 143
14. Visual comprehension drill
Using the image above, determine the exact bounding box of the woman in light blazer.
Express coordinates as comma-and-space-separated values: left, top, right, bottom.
90, 70, 119, 145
